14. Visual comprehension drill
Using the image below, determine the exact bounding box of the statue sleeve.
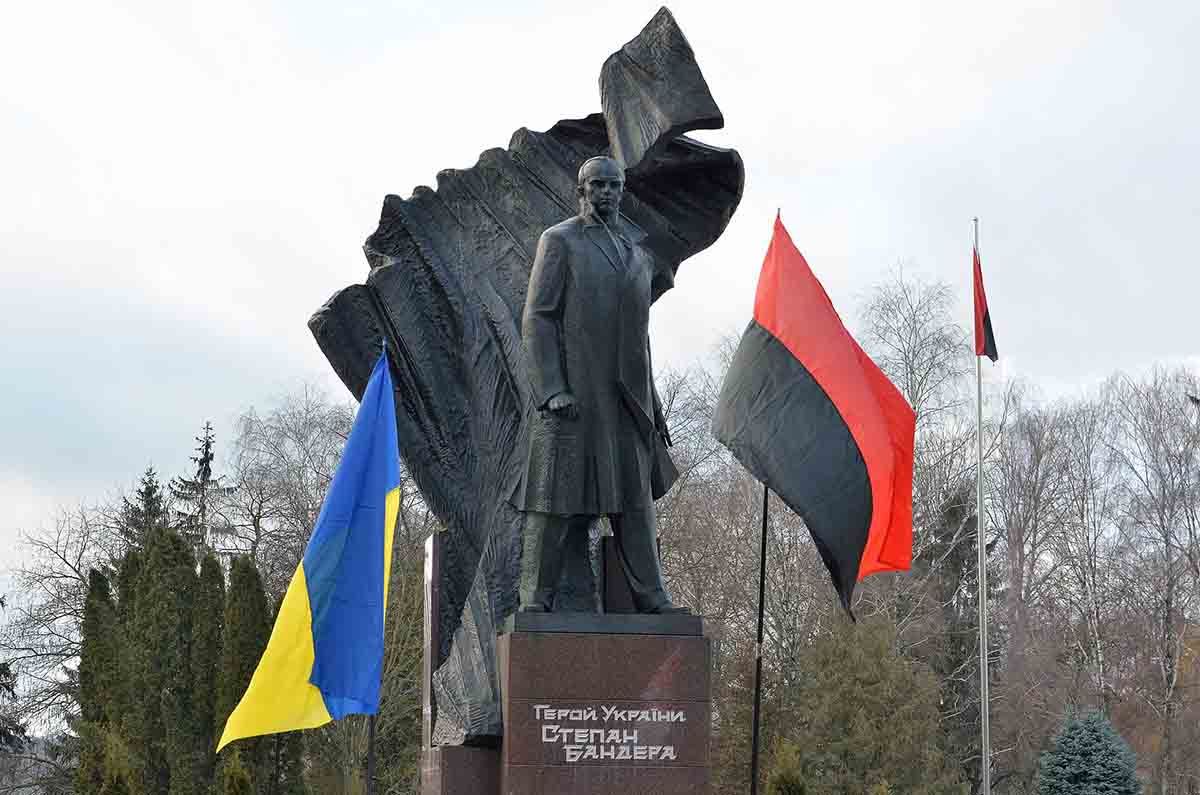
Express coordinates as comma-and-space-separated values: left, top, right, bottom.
649, 337, 667, 431
523, 230, 570, 409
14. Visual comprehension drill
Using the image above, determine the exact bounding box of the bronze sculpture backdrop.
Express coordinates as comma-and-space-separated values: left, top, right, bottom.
308, 7, 743, 743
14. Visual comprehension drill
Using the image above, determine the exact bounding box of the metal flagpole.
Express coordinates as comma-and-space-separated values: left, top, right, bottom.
366, 714, 377, 795
974, 217, 992, 795
749, 484, 770, 795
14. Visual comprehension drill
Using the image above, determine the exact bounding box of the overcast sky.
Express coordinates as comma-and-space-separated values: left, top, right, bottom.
2, 0, 1198, 573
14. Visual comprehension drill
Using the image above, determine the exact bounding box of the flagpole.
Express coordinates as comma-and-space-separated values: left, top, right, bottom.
367, 335, 385, 795
749, 484, 770, 795
366, 714, 377, 795
974, 217, 992, 795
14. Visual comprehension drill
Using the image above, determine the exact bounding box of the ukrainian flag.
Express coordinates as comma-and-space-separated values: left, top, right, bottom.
218, 350, 400, 750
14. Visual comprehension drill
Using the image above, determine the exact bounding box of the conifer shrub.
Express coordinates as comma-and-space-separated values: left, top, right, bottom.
768, 739, 807, 795
1036, 710, 1141, 795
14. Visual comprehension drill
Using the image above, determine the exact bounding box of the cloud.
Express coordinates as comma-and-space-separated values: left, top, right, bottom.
2, 0, 1198, 568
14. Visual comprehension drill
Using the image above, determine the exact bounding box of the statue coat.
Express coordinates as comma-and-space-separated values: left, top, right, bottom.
515, 213, 679, 516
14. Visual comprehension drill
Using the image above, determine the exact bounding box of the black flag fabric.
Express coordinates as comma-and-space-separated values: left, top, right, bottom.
713, 216, 916, 610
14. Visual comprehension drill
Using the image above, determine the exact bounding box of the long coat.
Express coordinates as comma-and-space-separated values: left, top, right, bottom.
515, 213, 679, 516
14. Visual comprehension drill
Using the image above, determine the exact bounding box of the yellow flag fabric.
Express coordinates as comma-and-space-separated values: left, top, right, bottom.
217, 350, 401, 750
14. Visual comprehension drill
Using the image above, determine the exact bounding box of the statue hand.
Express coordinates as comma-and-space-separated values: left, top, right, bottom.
547, 392, 578, 420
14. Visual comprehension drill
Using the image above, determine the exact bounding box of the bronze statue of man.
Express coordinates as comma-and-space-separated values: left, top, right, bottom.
515, 155, 686, 614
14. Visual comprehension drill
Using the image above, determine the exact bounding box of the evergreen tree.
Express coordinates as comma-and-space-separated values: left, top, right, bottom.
782, 618, 966, 795
903, 485, 992, 787
161, 535, 202, 795
767, 740, 807, 795
77, 569, 118, 793
0, 595, 25, 751
0, 656, 24, 750
171, 422, 225, 551
261, 595, 305, 795
121, 467, 168, 548
79, 571, 118, 724
114, 549, 141, 723
1037, 711, 1142, 795
222, 750, 254, 795
192, 553, 226, 787
264, 732, 306, 795
126, 528, 199, 794
217, 557, 272, 790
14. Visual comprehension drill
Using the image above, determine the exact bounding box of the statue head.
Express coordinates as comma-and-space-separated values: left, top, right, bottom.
577, 156, 624, 223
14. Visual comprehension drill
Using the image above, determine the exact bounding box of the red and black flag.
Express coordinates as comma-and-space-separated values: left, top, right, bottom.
712, 216, 916, 611
973, 246, 998, 361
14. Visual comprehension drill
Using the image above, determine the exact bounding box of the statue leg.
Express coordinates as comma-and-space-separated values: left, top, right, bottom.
609, 508, 674, 613
519, 512, 583, 612
555, 517, 600, 612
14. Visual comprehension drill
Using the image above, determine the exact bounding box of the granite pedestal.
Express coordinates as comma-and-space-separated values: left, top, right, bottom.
421, 539, 711, 794
499, 615, 710, 795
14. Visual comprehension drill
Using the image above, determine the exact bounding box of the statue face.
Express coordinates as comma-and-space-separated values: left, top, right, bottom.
579, 158, 624, 219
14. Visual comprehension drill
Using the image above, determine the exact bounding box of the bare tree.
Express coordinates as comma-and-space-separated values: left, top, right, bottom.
1109, 368, 1200, 795
0, 502, 126, 734
987, 389, 1072, 790
211, 384, 354, 597
1053, 389, 1126, 714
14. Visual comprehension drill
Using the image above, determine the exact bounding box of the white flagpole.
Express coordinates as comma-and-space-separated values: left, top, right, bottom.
974, 217, 992, 795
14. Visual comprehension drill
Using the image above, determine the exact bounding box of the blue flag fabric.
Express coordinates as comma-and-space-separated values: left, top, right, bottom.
218, 350, 400, 749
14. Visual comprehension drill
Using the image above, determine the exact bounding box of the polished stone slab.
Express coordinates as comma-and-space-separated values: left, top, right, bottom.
499, 629, 711, 795
502, 764, 710, 794
421, 746, 500, 795
510, 610, 703, 636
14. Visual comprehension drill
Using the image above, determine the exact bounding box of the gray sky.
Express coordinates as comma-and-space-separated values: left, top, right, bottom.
2, 0, 1198, 572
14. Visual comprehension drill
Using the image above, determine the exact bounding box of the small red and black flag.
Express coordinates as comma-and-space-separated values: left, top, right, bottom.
973, 246, 998, 362
713, 215, 916, 611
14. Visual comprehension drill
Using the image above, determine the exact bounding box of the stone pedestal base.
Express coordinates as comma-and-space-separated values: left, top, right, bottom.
420, 746, 500, 794
498, 626, 711, 795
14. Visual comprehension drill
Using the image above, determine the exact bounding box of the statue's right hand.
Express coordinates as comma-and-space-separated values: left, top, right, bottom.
546, 392, 579, 420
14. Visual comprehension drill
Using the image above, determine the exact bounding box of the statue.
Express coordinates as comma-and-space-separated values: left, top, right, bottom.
517, 155, 686, 614
309, 7, 742, 743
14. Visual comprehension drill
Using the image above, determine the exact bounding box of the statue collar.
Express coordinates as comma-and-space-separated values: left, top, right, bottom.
579, 213, 646, 247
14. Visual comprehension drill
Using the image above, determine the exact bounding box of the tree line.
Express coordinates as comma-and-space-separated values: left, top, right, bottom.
1, 401, 426, 792
1, 270, 1197, 793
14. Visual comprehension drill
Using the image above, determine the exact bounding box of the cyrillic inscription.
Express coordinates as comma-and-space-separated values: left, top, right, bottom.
534, 703, 686, 764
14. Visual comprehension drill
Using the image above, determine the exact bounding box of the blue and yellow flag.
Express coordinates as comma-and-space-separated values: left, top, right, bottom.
218, 351, 400, 750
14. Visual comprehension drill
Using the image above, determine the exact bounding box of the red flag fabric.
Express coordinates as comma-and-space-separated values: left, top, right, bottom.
973, 247, 998, 361
713, 215, 916, 610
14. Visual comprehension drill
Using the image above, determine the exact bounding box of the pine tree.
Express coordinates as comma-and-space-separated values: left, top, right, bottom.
171, 422, 226, 551
1037, 711, 1142, 795
192, 553, 226, 787
217, 557, 272, 790
77, 569, 119, 793
121, 467, 167, 549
